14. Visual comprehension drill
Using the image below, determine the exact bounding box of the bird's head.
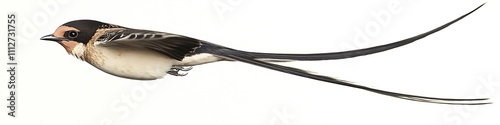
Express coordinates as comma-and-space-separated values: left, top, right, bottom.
41, 20, 119, 59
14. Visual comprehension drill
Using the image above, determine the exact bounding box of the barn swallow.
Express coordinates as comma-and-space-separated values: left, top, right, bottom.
40, 4, 489, 105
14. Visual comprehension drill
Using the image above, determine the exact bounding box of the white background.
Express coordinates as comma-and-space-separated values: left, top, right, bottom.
1, 0, 500, 125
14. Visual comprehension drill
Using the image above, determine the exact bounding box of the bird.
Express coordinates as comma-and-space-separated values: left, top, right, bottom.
40, 4, 489, 105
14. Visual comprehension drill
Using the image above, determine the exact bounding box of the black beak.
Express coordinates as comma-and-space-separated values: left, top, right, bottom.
40, 34, 66, 42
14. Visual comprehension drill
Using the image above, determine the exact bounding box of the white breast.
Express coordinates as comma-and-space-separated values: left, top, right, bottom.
89, 45, 176, 80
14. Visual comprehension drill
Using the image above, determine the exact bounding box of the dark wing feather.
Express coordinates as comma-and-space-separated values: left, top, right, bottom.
96, 29, 201, 61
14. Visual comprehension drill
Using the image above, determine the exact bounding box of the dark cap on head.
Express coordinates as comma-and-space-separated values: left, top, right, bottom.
60, 20, 124, 44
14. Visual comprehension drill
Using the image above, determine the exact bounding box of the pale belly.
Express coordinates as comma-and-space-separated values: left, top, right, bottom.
89, 46, 176, 80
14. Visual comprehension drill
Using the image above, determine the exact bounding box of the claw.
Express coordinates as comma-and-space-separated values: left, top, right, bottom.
167, 70, 188, 76
167, 66, 193, 76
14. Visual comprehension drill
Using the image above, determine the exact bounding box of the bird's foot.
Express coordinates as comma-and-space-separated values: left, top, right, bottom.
167, 66, 193, 76
171, 66, 193, 71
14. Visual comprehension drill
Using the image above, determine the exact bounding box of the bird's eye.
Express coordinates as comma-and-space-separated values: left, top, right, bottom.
65, 30, 79, 39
